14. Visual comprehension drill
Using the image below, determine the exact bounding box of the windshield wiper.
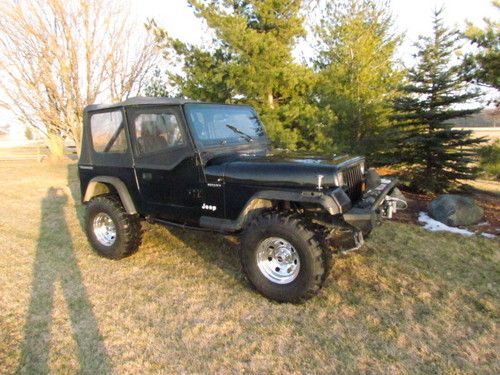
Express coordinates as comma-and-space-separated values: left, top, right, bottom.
225, 124, 254, 143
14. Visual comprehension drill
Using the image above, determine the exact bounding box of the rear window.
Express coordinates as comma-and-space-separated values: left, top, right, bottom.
90, 111, 127, 153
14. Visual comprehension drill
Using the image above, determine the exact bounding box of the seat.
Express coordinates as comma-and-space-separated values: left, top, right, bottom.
137, 120, 168, 154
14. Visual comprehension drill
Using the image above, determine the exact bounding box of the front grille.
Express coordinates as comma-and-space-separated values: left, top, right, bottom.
343, 164, 364, 201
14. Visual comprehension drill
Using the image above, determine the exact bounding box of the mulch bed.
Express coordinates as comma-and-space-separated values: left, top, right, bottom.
376, 168, 500, 236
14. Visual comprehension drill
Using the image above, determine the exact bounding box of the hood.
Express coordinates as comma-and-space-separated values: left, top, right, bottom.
204, 150, 365, 188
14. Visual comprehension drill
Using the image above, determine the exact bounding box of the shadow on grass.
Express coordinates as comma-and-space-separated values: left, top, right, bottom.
67, 164, 85, 230
18, 187, 111, 374
168, 227, 242, 280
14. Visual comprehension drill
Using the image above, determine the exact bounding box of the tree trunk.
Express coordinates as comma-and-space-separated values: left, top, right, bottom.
71, 124, 82, 157
47, 133, 65, 160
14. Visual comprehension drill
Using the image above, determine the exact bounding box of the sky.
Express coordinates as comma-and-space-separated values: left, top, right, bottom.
131, 0, 496, 60
1, 0, 497, 135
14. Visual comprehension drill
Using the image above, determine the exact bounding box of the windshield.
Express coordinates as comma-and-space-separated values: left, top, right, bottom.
184, 104, 266, 148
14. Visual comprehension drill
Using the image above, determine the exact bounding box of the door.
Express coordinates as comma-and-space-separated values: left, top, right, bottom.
127, 105, 204, 224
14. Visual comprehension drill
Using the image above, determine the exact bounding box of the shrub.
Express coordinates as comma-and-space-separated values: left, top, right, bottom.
478, 140, 500, 180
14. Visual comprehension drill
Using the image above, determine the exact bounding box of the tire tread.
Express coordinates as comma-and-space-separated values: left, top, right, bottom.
85, 194, 141, 259
241, 211, 330, 303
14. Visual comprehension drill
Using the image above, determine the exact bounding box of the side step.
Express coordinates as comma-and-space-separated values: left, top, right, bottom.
147, 216, 215, 232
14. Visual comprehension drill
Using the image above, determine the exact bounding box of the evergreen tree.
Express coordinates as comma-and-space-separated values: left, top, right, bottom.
313, 0, 402, 157
391, 9, 485, 193
462, 1, 499, 94
148, 0, 321, 150
144, 67, 171, 97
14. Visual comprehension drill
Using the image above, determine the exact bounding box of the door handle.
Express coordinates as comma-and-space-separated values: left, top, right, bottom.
142, 172, 152, 181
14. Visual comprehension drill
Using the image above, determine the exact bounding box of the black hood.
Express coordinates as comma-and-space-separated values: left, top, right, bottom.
204, 150, 364, 188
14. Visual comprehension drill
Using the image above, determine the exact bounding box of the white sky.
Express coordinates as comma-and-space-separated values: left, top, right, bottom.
1, 0, 497, 132
132, 0, 496, 57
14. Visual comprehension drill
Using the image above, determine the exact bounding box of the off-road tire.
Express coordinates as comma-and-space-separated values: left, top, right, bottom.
240, 212, 329, 303
85, 194, 141, 259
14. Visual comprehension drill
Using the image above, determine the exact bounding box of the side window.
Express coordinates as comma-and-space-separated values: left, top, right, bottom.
134, 112, 185, 155
90, 111, 127, 153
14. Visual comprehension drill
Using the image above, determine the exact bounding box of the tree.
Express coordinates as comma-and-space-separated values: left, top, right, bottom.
24, 126, 34, 141
462, 1, 500, 92
390, 9, 485, 192
148, 0, 321, 150
313, 0, 402, 157
0, 0, 157, 156
144, 67, 171, 98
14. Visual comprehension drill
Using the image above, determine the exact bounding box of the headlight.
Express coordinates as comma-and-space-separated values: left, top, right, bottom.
360, 161, 365, 175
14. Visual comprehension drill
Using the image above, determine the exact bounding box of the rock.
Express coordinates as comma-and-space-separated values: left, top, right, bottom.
428, 194, 484, 227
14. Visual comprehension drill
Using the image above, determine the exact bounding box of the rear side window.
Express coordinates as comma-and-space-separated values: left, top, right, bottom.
90, 110, 127, 153
134, 112, 185, 155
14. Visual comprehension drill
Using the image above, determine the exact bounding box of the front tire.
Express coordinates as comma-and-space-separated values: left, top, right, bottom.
240, 212, 329, 303
85, 195, 141, 259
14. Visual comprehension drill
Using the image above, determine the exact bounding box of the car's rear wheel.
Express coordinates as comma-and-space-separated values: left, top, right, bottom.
240, 212, 329, 303
85, 195, 141, 259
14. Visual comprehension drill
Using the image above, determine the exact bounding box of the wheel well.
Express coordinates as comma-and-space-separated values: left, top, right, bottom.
240, 198, 323, 227
85, 181, 112, 198
83, 177, 137, 214
241, 198, 273, 227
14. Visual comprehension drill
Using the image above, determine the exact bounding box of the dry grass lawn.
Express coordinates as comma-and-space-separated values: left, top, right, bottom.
0, 160, 498, 374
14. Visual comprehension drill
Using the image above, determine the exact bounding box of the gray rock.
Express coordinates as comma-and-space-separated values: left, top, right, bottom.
428, 194, 484, 227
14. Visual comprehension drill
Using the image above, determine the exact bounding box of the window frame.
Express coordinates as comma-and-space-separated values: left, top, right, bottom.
89, 109, 128, 154
183, 103, 269, 150
127, 105, 190, 159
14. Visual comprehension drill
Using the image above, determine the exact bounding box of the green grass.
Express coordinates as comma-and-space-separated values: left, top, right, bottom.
0, 160, 498, 374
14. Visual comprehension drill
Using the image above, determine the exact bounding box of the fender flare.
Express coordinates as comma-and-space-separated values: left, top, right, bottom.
199, 188, 351, 232
242, 189, 350, 217
83, 176, 137, 214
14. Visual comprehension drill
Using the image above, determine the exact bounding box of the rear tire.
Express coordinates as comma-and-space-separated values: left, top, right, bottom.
240, 212, 329, 303
85, 195, 141, 259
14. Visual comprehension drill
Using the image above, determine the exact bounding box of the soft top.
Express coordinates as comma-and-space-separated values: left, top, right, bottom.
84, 96, 199, 112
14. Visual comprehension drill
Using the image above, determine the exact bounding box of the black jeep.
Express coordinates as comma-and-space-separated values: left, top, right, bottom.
78, 97, 401, 303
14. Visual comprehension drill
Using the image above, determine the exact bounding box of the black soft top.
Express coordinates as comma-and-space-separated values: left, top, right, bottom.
84, 96, 199, 112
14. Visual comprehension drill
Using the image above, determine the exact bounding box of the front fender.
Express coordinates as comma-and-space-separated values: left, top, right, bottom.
199, 188, 352, 232
247, 189, 351, 216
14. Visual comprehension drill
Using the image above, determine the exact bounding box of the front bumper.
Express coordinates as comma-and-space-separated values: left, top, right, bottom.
342, 177, 398, 234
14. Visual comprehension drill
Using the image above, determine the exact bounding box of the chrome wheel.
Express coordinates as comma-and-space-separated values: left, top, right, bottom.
256, 237, 300, 284
93, 212, 117, 246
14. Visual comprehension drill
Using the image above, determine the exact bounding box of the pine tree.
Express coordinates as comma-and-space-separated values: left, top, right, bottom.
462, 1, 500, 94
313, 0, 402, 157
391, 9, 485, 193
148, 0, 321, 150
144, 67, 171, 97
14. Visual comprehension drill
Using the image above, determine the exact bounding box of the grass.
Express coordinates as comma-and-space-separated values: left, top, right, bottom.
0, 160, 498, 374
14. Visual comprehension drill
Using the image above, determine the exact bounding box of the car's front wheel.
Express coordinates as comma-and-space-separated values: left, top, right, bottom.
85, 195, 141, 259
240, 212, 329, 303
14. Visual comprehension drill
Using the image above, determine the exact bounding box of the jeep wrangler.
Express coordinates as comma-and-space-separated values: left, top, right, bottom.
79, 97, 402, 303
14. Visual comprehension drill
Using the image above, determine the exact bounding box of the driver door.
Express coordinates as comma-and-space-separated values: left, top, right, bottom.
127, 105, 204, 224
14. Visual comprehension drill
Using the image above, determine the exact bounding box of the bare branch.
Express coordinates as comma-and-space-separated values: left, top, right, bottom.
0, 0, 157, 155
